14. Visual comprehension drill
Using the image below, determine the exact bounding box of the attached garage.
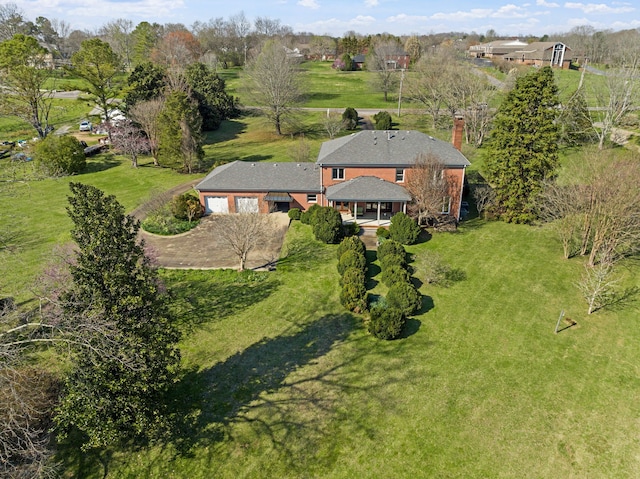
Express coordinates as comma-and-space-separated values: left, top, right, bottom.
235, 197, 259, 213
205, 196, 229, 214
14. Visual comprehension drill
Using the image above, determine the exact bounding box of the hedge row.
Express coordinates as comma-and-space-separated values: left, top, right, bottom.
337, 236, 367, 313
368, 239, 422, 340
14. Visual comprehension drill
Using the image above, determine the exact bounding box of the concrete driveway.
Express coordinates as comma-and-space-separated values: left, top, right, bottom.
140, 213, 291, 270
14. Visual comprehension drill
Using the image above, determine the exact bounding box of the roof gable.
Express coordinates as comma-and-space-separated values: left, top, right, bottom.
317, 130, 470, 168
326, 176, 411, 202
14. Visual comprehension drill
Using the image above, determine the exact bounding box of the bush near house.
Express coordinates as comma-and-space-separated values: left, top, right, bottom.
376, 239, 406, 262
288, 208, 301, 220
313, 206, 343, 244
337, 249, 367, 275
171, 192, 204, 222
380, 263, 411, 287
336, 236, 366, 260
387, 281, 422, 316
389, 212, 421, 245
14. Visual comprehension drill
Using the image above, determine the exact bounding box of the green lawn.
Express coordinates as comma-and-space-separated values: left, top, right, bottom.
58, 219, 640, 478
0, 155, 200, 302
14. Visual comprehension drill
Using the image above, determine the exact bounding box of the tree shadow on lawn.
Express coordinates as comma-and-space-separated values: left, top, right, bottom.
202, 118, 248, 145
82, 156, 120, 174
168, 314, 379, 458
168, 275, 281, 331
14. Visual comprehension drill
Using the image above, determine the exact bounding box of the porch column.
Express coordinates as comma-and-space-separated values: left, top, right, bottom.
403, 202, 407, 213
353, 202, 358, 221
377, 202, 381, 224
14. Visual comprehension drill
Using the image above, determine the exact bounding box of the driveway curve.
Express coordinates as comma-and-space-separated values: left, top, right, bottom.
133, 182, 290, 270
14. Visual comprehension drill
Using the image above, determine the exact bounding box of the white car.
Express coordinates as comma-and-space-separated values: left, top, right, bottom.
79, 121, 92, 132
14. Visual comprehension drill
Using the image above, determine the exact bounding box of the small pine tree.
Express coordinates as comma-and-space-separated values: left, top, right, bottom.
342, 107, 359, 130
389, 212, 421, 245
34, 135, 86, 176
373, 111, 392, 130
368, 306, 406, 340
387, 281, 422, 316
313, 206, 343, 244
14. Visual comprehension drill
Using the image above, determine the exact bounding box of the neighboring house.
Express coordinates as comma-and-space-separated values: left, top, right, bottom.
352, 52, 410, 70
469, 40, 572, 69
503, 42, 572, 69
196, 123, 471, 225
468, 39, 529, 59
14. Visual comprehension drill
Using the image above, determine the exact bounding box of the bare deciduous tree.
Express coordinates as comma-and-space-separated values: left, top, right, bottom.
471, 183, 496, 218
216, 213, 277, 271
405, 153, 453, 226
128, 97, 165, 166
243, 40, 303, 135
577, 262, 619, 314
590, 63, 638, 149
367, 39, 403, 102
288, 135, 311, 163
323, 110, 343, 139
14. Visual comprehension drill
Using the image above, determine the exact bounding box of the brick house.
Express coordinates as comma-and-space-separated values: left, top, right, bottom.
196, 123, 470, 225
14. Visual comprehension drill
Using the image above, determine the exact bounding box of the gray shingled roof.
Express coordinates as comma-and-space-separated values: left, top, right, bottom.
326, 176, 411, 202
196, 161, 322, 192
317, 130, 471, 168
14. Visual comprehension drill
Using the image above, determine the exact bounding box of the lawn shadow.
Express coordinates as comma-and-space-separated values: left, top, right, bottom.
169, 275, 281, 331
415, 229, 433, 244
603, 286, 640, 313
400, 318, 421, 338
169, 313, 363, 455
203, 118, 248, 145
307, 92, 341, 102
417, 294, 434, 315
82, 156, 120, 174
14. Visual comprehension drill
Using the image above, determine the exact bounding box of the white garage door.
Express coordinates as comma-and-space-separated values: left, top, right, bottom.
205, 196, 229, 214
235, 197, 259, 213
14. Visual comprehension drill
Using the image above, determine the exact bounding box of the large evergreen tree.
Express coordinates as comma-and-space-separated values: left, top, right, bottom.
484, 66, 560, 223
54, 183, 181, 450
185, 62, 236, 131
157, 90, 204, 173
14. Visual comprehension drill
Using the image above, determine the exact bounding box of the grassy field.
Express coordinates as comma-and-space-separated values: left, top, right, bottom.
2, 57, 639, 478
57, 219, 640, 478
0, 156, 200, 302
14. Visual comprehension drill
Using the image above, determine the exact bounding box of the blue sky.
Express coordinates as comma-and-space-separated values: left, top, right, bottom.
13, 0, 639, 37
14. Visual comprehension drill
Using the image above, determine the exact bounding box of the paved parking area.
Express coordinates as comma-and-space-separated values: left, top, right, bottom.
140, 213, 290, 270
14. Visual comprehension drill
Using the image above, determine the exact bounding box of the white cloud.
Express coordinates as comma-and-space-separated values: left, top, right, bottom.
537, 0, 560, 6
297, 0, 320, 9
386, 13, 430, 24
364, 0, 379, 6
492, 4, 530, 18
564, 2, 634, 14
350, 15, 376, 26
431, 9, 493, 21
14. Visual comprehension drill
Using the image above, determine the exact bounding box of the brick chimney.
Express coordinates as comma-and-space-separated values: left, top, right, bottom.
452, 116, 464, 151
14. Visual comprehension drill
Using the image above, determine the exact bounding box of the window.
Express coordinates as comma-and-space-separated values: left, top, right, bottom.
332, 168, 345, 180
395, 168, 405, 182
441, 196, 452, 214
307, 194, 317, 203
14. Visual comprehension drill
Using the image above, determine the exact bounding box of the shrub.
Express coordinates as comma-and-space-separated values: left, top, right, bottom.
337, 249, 366, 275
288, 208, 301, 220
301, 203, 323, 225
342, 107, 359, 130
373, 111, 392, 130
380, 253, 407, 272
171, 192, 204, 222
387, 281, 422, 316
376, 239, 405, 262
336, 236, 366, 260
368, 305, 406, 340
389, 212, 421, 245
343, 222, 360, 237
381, 263, 411, 287
340, 266, 365, 287
340, 281, 367, 313
376, 227, 390, 239
313, 206, 343, 244
419, 251, 467, 287
34, 134, 86, 176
